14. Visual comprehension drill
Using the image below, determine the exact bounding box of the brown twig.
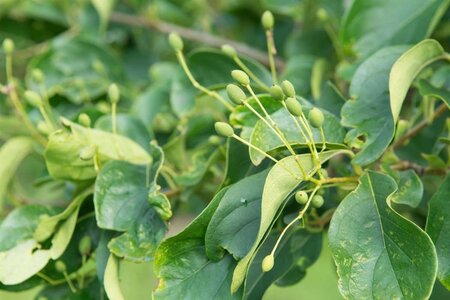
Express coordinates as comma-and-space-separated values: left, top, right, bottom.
392, 103, 448, 149
391, 161, 449, 176
109, 12, 285, 69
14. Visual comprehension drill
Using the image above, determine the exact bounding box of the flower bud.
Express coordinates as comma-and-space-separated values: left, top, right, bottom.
295, 191, 308, 205
261, 11, 274, 30
312, 195, 324, 208
308, 108, 324, 128
269, 85, 284, 101
31, 69, 45, 83
78, 235, 91, 255
78, 113, 91, 128
108, 83, 120, 104
226, 84, 246, 105
317, 8, 329, 22
214, 122, 234, 137
262, 255, 274, 272
208, 135, 222, 145
168, 32, 183, 52
24, 90, 42, 107
231, 70, 250, 86
2, 38, 14, 55
221, 44, 237, 57
281, 80, 296, 97
55, 260, 66, 273
285, 97, 302, 116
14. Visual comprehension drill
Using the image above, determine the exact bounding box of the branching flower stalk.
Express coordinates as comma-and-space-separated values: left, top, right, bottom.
2, 39, 46, 145
169, 33, 235, 112
222, 44, 270, 92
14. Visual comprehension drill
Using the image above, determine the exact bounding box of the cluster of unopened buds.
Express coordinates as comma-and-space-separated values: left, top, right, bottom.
168, 11, 334, 273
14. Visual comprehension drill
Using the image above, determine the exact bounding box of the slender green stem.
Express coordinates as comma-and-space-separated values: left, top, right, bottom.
176, 51, 234, 111
319, 126, 326, 153
265, 30, 278, 84
232, 134, 299, 180
39, 106, 55, 131
79, 255, 87, 288
281, 101, 315, 155
63, 271, 77, 293
270, 185, 320, 256
233, 56, 270, 91
111, 102, 117, 135
246, 86, 308, 177
4, 55, 46, 145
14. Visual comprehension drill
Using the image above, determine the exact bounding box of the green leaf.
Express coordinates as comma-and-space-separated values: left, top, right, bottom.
94, 160, 167, 262
0, 137, 34, 212
104, 254, 125, 300
0, 206, 80, 285
340, 0, 450, 58
426, 175, 450, 290
45, 120, 151, 180
329, 171, 437, 300
95, 114, 153, 151
154, 188, 242, 300
27, 38, 123, 104
231, 149, 352, 292
229, 95, 283, 128
245, 229, 322, 299
205, 170, 268, 261
391, 170, 423, 208
341, 46, 408, 165
390, 39, 447, 122
249, 103, 346, 165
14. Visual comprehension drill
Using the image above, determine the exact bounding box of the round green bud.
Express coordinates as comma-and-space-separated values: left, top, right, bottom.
281, 80, 296, 97
312, 195, 324, 208
221, 44, 237, 57
295, 191, 308, 205
24, 90, 42, 107
108, 83, 120, 104
285, 97, 302, 116
317, 188, 325, 196
226, 84, 246, 105
78, 235, 92, 255
261, 11, 274, 30
262, 255, 274, 272
269, 85, 284, 101
168, 32, 183, 52
214, 122, 234, 137
317, 8, 329, 22
79, 145, 96, 161
308, 108, 324, 128
31, 69, 45, 83
208, 135, 222, 145
318, 168, 328, 179
231, 70, 250, 86
37, 121, 51, 135
55, 260, 66, 273
2, 38, 14, 55
78, 113, 91, 127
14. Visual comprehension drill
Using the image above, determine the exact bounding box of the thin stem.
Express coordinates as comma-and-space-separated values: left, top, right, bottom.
111, 102, 117, 135
38, 106, 55, 131
242, 92, 307, 178
4, 55, 46, 145
233, 56, 270, 92
270, 185, 320, 256
391, 103, 447, 149
63, 271, 77, 293
176, 51, 234, 111
319, 127, 326, 153
265, 30, 278, 84
281, 101, 315, 155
